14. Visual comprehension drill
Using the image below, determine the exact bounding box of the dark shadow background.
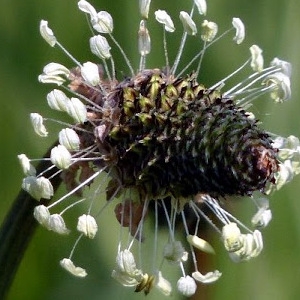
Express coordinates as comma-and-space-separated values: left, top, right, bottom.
1, 0, 300, 299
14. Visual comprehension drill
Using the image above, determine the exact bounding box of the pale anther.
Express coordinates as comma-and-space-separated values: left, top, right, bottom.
47, 214, 70, 234
50, 145, 72, 169
251, 207, 272, 228
77, 214, 98, 239
263, 72, 291, 102
66, 97, 87, 123
33, 205, 50, 227
201, 20, 218, 42
139, 0, 151, 19
22, 176, 53, 201
18, 154, 36, 176
192, 270, 222, 284
232, 17, 245, 44
92, 11, 114, 34
270, 57, 292, 77
273, 160, 295, 190
39, 20, 57, 47
229, 230, 263, 262
154, 271, 172, 296
155, 10, 175, 32
250, 44, 264, 72
60, 258, 87, 277
222, 222, 243, 252
42, 62, 70, 77
58, 128, 80, 151
177, 275, 197, 297
138, 20, 151, 56
163, 240, 188, 263
179, 11, 197, 36
194, 0, 207, 15
81, 62, 100, 86
47, 89, 70, 112
187, 234, 215, 254
77, 0, 97, 21
30, 113, 48, 137
90, 35, 112, 60
38, 74, 66, 86
112, 249, 144, 287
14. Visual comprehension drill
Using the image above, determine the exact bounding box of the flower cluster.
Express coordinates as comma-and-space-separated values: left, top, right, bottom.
18, 0, 297, 297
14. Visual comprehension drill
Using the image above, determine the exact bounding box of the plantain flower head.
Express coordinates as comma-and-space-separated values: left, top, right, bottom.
18, 0, 298, 297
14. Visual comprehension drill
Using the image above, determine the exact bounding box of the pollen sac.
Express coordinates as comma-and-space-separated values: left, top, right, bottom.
60, 258, 87, 277
163, 241, 188, 263
47, 214, 70, 235
18, 154, 36, 176
89, 69, 279, 200
39, 20, 57, 47
50, 145, 72, 169
139, 0, 151, 19
177, 275, 197, 297
138, 20, 151, 56
179, 11, 197, 35
22, 176, 53, 200
33, 205, 50, 226
154, 271, 172, 296
192, 270, 222, 284
58, 128, 80, 151
77, 214, 98, 239
201, 20, 218, 42
30, 113, 48, 137
232, 17, 245, 44
90, 35, 112, 60
194, 0, 207, 15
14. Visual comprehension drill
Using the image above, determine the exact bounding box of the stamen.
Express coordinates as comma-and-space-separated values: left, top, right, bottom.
56, 41, 83, 67
107, 32, 135, 77
161, 199, 175, 240
60, 198, 86, 215
224, 66, 278, 97
171, 6, 195, 75
209, 58, 250, 90
181, 211, 199, 270
190, 200, 221, 234
69, 234, 84, 259
48, 168, 105, 209
176, 27, 234, 78
152, 201, 159, 273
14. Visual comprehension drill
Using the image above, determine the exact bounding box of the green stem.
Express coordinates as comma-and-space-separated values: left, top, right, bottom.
0, 144, 61, 299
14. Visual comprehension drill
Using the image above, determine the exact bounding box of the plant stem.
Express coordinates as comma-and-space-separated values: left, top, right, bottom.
0, 144, 61, 299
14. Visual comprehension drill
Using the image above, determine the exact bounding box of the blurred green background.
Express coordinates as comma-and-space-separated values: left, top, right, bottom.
1, 0, 300, 299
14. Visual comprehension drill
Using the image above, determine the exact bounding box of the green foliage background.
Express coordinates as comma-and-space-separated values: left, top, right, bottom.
1, 0, 300, 299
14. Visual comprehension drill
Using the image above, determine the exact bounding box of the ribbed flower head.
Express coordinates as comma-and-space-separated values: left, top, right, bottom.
19, 0, 298, 297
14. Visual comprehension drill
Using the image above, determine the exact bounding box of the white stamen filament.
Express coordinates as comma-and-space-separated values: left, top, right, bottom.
48, 168, 105, 209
